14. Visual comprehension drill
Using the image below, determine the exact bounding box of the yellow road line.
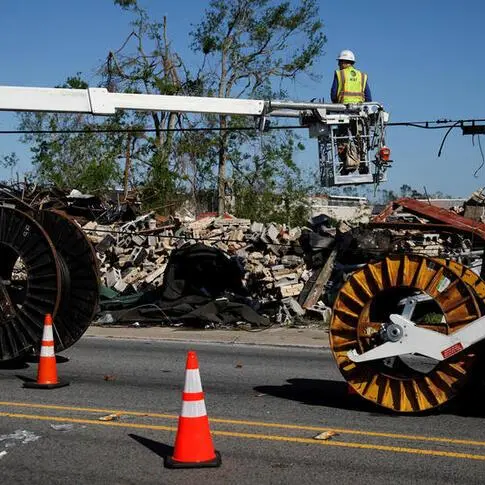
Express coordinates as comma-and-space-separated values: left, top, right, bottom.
0, 401, 177, 419
1, 401, 484, 448
0, 401, 484, 447
1, 411, 485, 462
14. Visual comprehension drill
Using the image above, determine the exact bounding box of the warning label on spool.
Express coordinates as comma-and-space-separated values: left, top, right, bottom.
441, 342, 464, 359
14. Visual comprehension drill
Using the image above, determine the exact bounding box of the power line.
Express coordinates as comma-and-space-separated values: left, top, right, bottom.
0, 118, 483, 135
388, 119, 485, 129
0, 125, 303, 135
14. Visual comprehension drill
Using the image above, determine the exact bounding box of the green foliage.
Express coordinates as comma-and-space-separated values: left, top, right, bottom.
421, 312, 444, 324
18, 75, 127, 194
234, 170, 311, 226
0, 152, 19, 169
229, 128, 312, 225
189, 0, 326, 213
101, 4, 203, 211
191, 0, 326, 98
378, 185, 453, 204
114, 0, 137, 9
15, 1, 326, 220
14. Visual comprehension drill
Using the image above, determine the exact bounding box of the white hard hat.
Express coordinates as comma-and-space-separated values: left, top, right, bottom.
337, 50, 355, 62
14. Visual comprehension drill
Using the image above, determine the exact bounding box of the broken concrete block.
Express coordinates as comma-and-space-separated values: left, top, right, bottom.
235, 248, 248, 260
288, 227, 302, 241
271, 264, 285, 271
282, 297, 306, 316
273, 271, 298, 281
250, 221, 264, 234
96, 234, 116, 253
274, 276, 299, 287
189, 217, 214, 230
161, 238, 174, 250
131, 234, 146, 246
104, 268, 121, 288
215, 241, 229, 252
281, 255, 304, 267
118, 255, 131, 267
248, 252, 264, 261
266, 224, 280, 243
121, 268, 139, 285
279, 283, 304, 298
267, 244, 280, 256
113, 246, 126, 256
117, 236, 132, 249
82, 221, 98, 231
145, 265, 167, 284
131, 248, 148, 266
228, 229, 245, 242
113, 279, 128, 293
213, 217, 251, 227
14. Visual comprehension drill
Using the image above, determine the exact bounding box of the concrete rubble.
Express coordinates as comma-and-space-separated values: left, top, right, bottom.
71, 187, 485, 327
81, 212, 330, 322
81, 190, 485, 326
6, 182, 485, 328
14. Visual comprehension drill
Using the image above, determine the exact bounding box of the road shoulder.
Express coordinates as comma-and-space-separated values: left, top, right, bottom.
83, 325, 330, 348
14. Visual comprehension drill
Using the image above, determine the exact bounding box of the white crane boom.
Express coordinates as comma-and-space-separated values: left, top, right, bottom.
0, 84, 392, 187
0, 86, 266, 116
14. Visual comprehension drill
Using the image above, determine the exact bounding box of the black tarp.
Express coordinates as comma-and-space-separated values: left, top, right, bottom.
153, 243, 270, 327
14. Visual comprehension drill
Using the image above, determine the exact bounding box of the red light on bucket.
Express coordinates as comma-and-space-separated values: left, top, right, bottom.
379, 146, 391, 161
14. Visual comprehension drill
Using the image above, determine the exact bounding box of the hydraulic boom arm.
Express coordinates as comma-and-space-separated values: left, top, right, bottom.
0, 85, 391, 187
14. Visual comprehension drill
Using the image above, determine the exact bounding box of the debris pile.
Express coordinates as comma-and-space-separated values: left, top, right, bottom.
82, 213, 331, 320
368, 197, 485, 268
0, 182, 140, 223
7, 181, 485, 328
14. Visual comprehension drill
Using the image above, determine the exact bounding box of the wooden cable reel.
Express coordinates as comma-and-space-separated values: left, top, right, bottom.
0, 206, 99, 361
330, 254, 484, 412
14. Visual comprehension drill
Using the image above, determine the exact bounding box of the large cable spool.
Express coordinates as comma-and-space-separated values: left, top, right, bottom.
35, 209, 99, 352
330, 254, 483, 413
0, 206, 61, 360
0, 205, 99, 361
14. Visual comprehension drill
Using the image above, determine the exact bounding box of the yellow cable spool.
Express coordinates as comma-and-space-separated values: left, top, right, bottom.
330, 254, 482, 413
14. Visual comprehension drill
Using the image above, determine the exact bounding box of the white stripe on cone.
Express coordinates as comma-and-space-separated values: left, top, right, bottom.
40, 345, 55, 358
181, 399, 208, 418
183, 369, 203, 393
42, 325, 54, 341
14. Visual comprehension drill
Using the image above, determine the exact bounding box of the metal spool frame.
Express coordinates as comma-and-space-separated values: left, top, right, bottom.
0, 205, 99, 361
330, 254, 483, 413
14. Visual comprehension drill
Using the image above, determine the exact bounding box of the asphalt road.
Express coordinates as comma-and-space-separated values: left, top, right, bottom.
0, 336, 484, 484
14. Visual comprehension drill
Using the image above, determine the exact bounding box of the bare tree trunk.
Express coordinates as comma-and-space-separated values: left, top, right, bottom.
123, 132, 132, 201
217, 116, 228, 215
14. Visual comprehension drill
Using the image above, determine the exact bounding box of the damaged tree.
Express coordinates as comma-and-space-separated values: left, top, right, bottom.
189, 0, 326, 215
102, 3, 190, 210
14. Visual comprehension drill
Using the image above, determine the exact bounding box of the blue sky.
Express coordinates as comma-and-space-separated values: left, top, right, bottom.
0, 0, 484, 197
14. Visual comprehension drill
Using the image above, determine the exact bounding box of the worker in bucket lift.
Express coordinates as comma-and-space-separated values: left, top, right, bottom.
331, 50, 372, 104
331, 50, 372, 174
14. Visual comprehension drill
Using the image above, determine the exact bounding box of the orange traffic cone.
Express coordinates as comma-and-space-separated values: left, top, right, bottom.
24, 314, 69, 389
165, 350, 221, 469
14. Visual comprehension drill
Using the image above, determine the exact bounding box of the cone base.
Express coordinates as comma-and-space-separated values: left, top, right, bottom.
23, 380, 70, 389
164, 450, 221, 469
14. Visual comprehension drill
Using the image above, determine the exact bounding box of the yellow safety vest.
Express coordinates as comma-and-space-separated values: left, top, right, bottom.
336, 66, 367, 103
